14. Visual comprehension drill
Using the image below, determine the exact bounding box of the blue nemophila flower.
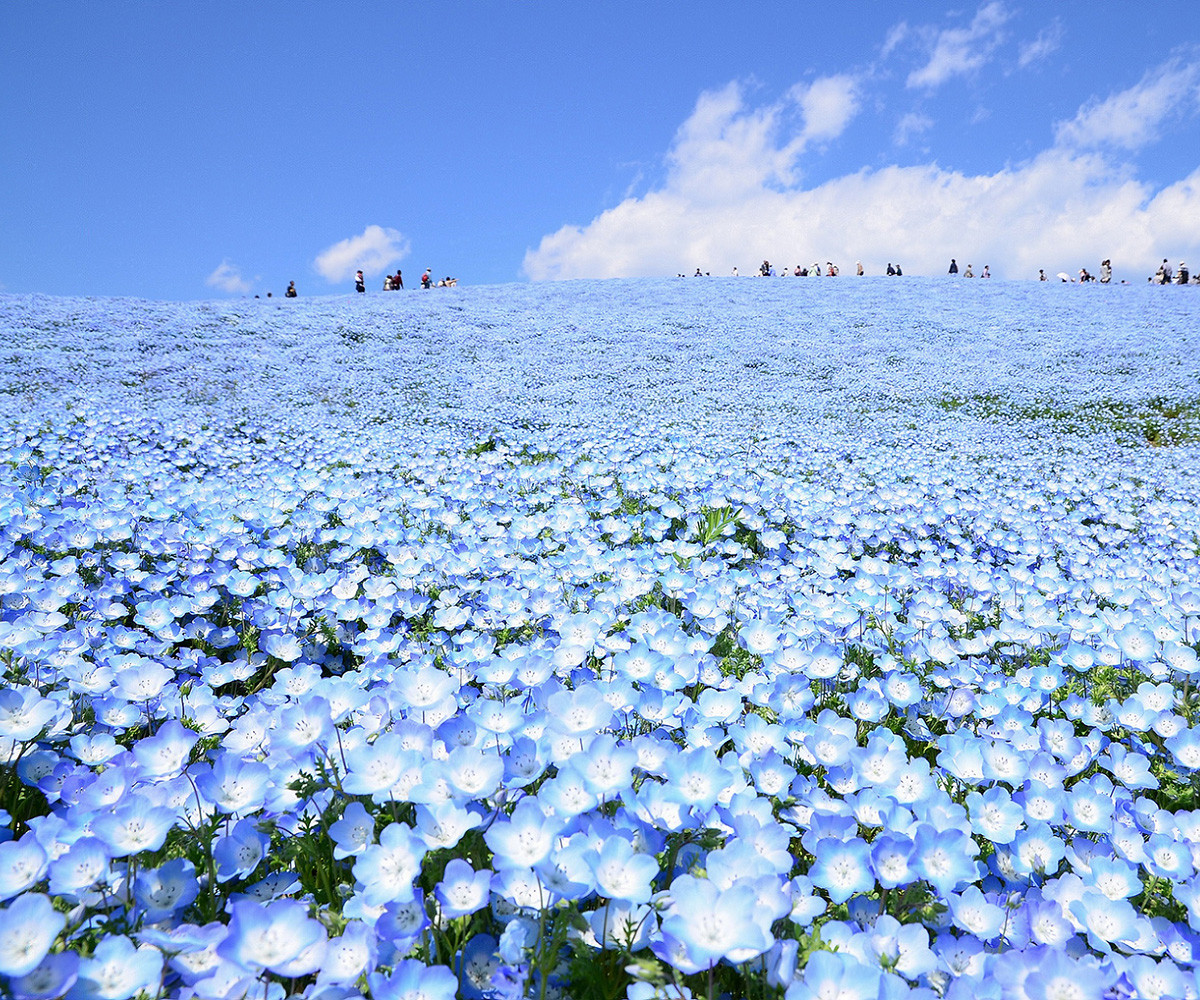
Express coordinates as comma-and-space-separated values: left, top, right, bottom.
946, 885, 1006, 941
455, 934, 500, 1000
193, 752, 271, 814
0, 687, 60, 742
328, 800, 375, 859
47, 836, 112, 896
110, 657, 174, 703
414, 801, 484, 851
1120, 954, 1188, 1000
911, 825, 979, 897
375, 895, 430, 957
218, 898, 326, 976
658, 874, 772, 971
870, 832, 916, 890
484, 797, 563, 870
592, 834, 660, 904
539, 764, 599, 818
133, 857, 200, 922
130, 718, 198, 779
212, 818, 269, 881
1071, 891, 1139, 953
808, 837, 875, 904
74, 935, 163, 1000
260, 629, 304, 662
316, 920, 377, 988
443, 745, 505, 799
0, 835, 47, 900
1011, 822, 1067, 878
783, 949, 881, 1000
436, 858, 492, 918
353, 821, 428, 905
965, 785, 1025, 845
1065, 779, 1116, 834
0, 892, 64, 978
8, 950, 80, 1000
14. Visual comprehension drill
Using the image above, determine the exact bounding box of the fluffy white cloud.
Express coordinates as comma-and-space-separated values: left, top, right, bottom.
1055, 60, 1200, 151
662, 76, 862, 206
313, 225, 410, 283
791, 75, 861, 146
206, 259, 252, 295
905, 1, 1010, 90
523, 67, 1200, 283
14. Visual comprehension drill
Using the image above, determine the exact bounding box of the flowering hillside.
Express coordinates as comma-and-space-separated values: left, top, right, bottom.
2, 278, 1200, 1000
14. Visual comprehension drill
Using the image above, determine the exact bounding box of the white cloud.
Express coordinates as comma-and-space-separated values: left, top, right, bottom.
894, 112, 934, 146
523, 73, 1200, 283
1055, 59, 1200, 151
662, 77, 862, 206
791, 75, 861, 145
1018, 20, 1063, 69
313, 225, 410, 283
905, 1, 1011, 90
881, 22, 909, 60
206, 259, 252, 295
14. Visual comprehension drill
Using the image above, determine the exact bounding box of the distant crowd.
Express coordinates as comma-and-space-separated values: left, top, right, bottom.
354, 268, 457, 292
264, 268, 459, 298
683, 260, 904, 278
680, 256, 1197, 284
1148, 259, 1195, 285
263, 256, 1196, 299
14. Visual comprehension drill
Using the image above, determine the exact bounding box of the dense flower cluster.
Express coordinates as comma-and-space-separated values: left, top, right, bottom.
1, 279, 1200, 1000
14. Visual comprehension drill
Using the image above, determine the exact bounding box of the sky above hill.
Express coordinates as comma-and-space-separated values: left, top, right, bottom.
2, 3, 1199, 298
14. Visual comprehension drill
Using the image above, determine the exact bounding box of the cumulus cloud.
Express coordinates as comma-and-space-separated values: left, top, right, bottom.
790, 75, 862, 145
313, 225, 410, 283
522, 67, 1200, 283
905, 1, 1011, 90
662, 76, 862, 206
1054, 59, 1200, 151
206, 259, 253, 295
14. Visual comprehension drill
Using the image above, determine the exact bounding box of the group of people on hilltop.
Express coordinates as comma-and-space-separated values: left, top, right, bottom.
350, 268, 457, 292
250, 267, 461, 299
698, 260, 905, 277
1151, 259, 1195, 284
687, 260, 907, 277
1028, 257, 1196, 285
1034, 261, 1110, 283
947, 260, 992, 279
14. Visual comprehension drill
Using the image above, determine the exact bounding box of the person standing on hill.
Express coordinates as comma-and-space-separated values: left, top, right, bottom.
1100, 260, 1112, 283
355, 270, 365, 293
285, 281, 297, 297
949, 259, 959, 275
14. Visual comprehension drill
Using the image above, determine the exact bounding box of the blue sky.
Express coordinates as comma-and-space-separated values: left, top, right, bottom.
2, 3, 1199, 298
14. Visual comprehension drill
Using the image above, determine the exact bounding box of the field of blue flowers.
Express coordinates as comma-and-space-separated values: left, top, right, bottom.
2, 277, 1200, 1000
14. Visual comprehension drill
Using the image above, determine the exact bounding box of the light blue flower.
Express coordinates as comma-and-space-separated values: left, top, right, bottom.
0, 893, 64, 977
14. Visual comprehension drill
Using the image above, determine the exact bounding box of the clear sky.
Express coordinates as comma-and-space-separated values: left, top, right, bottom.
2, 2, 1199, 298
